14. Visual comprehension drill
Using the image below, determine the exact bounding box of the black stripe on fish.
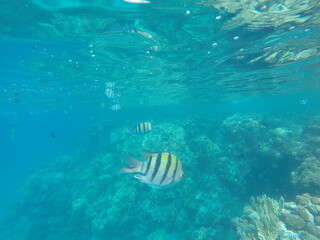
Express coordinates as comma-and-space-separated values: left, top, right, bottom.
144, 155, 152, 175
171, 156, 179, 184
151, 153, 162, 182
142, 122, 145, 133
160, 153, 172, 184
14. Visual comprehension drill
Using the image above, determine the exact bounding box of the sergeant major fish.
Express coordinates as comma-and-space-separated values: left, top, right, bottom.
110, 103, 121, 111
105, 88, 119, 103
119, 152, 184, 188
131, 122, 153, 135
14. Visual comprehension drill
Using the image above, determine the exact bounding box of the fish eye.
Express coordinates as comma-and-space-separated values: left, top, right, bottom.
181, 173, 184, 177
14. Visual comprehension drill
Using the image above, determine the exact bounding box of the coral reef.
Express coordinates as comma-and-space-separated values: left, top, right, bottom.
233, 195, 284, 240
219, 113, 320, 197
2, 112, 320, 240
0, 119, 241, 240
291, 116, 320, 193
292, 156, 320, 190
233, 193, 320, 240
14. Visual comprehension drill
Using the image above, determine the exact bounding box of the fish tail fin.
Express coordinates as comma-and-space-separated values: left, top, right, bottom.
118, 154, 142, 174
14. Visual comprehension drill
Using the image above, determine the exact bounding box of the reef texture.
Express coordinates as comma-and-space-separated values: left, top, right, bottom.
233, 193, 320, 240
1, 112, 320, 240
292, 117, 320, 191
0, 121, 240, 240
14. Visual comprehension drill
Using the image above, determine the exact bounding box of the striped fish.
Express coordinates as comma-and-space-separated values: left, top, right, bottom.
105, 88, 118, 103
132, 122, 154, 135
120, 152, 184, 188
110, 103, 121, 111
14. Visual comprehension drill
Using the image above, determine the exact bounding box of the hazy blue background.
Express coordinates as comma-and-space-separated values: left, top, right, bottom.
1, 0, 320, 239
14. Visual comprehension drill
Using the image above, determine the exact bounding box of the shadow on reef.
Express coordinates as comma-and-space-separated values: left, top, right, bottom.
244, 155, 300, 198
1, 112, 320, 240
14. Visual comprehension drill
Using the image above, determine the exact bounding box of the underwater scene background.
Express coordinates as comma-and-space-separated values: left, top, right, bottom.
1, 0, 320, 239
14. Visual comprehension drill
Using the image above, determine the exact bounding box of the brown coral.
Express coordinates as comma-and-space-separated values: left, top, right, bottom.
234, 193, 320, 239
281, 212, 306, 230
292, 157, 320, 188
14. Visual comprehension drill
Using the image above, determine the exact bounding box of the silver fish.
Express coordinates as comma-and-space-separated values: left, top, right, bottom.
110, 103, 121, 111
105, 88, 118, 102
120, 152, 184, 188
132, 122, 153, 135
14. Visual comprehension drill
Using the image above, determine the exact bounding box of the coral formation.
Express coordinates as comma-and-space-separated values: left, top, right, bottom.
291, 116, 320, 193
0, 119, 241, 240
232, 195, 284, 240
292, 156, 320, 189
233, 193, 320, 240
2, 112, 320, 240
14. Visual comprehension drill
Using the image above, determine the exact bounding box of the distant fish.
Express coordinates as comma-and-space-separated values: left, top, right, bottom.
110, 103, 121, 111
105, 88, 118, 102
105, 82, 115, 88
299, 99, 308, 105
11, 127, 18, 145
120, 152, 184, 188
51, 132, 55, 138
131, 122, 154, 135
10, 97, 19, 103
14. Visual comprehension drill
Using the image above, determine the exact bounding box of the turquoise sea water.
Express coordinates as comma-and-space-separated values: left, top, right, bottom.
1, 0, 320, 239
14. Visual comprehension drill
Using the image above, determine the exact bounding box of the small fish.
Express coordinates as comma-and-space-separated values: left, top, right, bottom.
299, 99, 308, 105
131, 122, 154, 135
11, 127, 18, 144
110, 103, 121, 111
105, 82, 115, 88
105, 88, 118, 102
120, 152, 184, 188
10, 97, 19, 103
148, 46, 159, 51
51, 132, 55, 138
